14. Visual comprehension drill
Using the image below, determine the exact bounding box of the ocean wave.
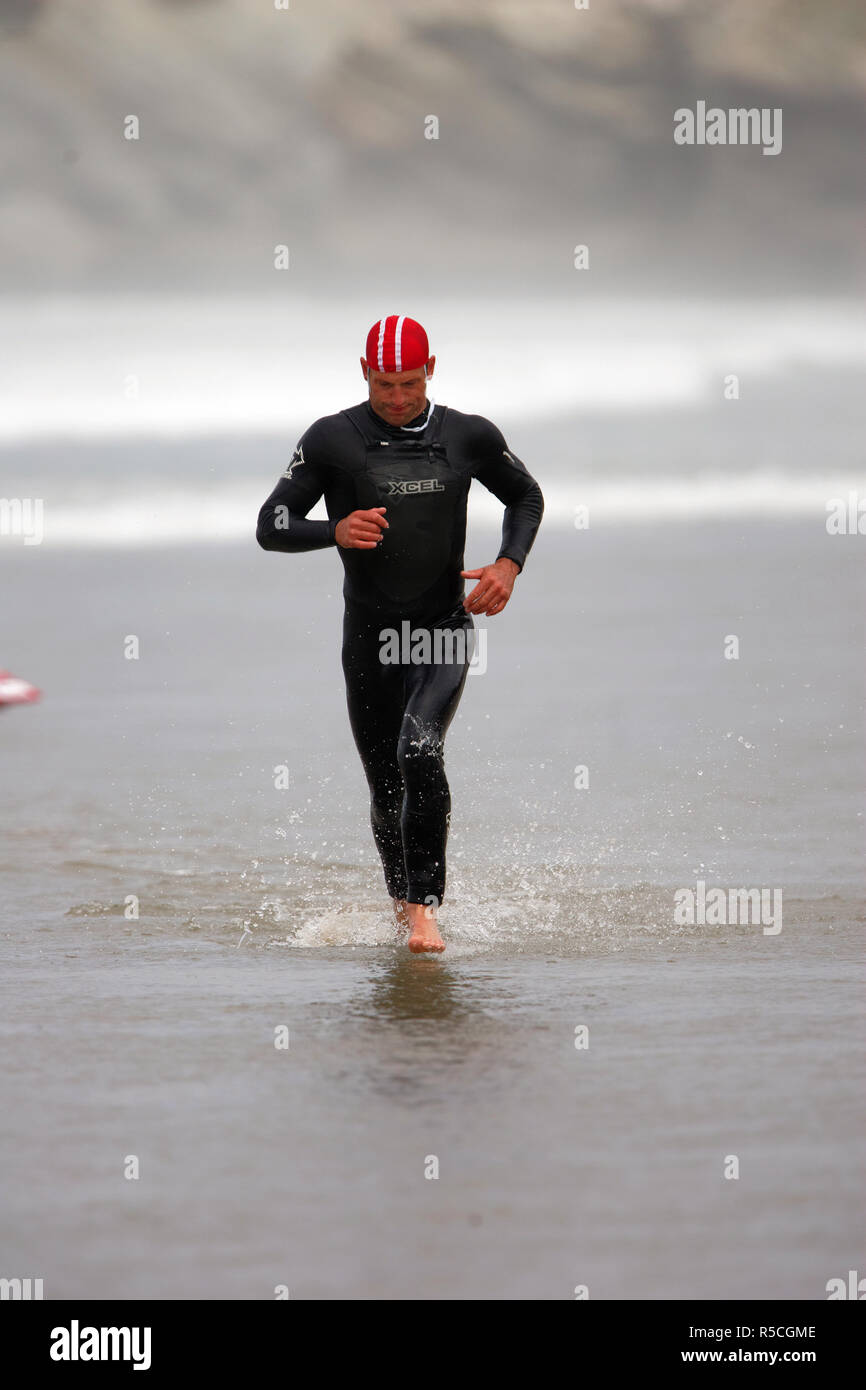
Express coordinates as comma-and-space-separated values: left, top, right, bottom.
3, 471, 861, 548
2, 294, 865, 443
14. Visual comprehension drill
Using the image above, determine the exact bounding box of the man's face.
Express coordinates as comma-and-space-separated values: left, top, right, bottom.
360, 357, 436, 426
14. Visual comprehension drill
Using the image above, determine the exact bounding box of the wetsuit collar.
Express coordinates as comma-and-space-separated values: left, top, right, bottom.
366, 398, 435, 434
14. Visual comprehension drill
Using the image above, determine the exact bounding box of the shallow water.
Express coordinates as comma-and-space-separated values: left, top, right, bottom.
2, 509, 863, 1297
2, 918, 862, 1299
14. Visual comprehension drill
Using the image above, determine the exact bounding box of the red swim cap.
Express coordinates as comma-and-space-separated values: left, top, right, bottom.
365, 315, 430, 374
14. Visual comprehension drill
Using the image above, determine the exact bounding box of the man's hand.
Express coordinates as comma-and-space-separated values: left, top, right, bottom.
460, 557, 519, 616
335, 507, 388, 549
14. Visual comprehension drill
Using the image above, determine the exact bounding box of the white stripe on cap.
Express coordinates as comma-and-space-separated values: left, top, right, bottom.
376, 317, 388, 371
394, 314, 406, 372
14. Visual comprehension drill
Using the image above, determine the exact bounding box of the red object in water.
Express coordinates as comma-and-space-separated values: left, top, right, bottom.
0, 670, 41, 706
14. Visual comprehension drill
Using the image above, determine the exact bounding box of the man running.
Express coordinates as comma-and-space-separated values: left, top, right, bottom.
256, 315, 543, 953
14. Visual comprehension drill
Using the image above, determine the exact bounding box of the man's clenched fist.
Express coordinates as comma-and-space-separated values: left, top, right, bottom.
335, 507, 389, 550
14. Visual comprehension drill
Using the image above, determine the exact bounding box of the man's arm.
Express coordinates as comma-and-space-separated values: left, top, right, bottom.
471, 418, 544, 572
256, 433, 338, 553
460, 417, 544, 615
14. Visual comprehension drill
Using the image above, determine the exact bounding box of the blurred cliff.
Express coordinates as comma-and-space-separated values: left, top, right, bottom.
1, 0, 864, 293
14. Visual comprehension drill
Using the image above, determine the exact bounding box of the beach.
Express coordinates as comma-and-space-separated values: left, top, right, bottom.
2, 406, 863, 1295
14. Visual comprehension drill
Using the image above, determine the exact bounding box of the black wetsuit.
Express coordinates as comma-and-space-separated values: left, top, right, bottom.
257, 398, 543, 905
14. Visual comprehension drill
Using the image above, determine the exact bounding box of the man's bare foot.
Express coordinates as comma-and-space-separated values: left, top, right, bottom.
392, 897, 410, 932
405, 901, 445, 953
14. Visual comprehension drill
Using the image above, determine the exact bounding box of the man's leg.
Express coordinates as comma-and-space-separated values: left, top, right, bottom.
342, 609, 408, 911
398, 613, 473, 952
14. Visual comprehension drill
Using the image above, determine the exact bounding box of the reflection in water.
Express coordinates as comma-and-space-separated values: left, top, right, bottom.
300, 948, 525, 1109
342, 950, 507, 1106
364, 950, 474, 1024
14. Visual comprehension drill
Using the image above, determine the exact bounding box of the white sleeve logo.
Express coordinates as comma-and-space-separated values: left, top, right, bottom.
283, 444, 305, 480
